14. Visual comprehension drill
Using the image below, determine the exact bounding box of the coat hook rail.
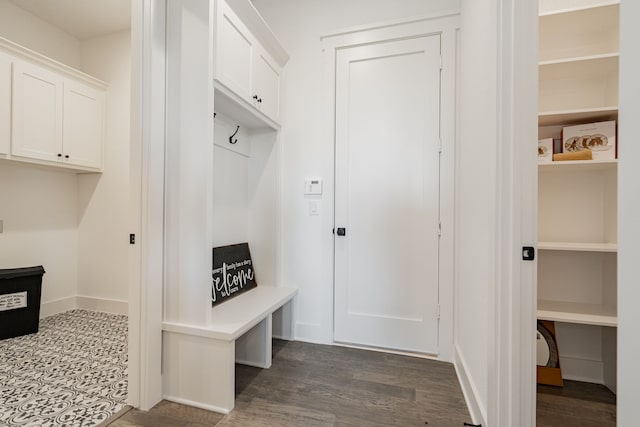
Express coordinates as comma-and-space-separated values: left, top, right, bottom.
229, 125, 240, 144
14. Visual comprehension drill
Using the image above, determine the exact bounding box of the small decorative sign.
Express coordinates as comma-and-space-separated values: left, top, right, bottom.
0, 291, 28, 312
212, 243, 257, 307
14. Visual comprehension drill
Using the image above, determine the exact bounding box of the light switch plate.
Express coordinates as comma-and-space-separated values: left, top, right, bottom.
304, 178, 323, 195
309, 201, 320, 216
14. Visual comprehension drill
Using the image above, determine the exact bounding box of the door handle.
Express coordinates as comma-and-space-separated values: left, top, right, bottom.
336, 227, 346, 236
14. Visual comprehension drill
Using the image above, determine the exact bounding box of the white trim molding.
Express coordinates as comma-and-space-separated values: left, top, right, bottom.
40, 296, 77, 318
490, 0, 538, 426
617, 0, 640, 423
454, 345, 488, 426
76, 296, 128, 315
129, 0, 167, 411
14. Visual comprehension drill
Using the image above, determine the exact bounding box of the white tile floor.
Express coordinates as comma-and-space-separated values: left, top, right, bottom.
0, 310, 127, 426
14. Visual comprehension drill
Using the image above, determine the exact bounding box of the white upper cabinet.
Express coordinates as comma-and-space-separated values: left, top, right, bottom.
63, 80, 105, 169
253, 48, 280, 122
213, 0, 288, 127
12, 60, 64, 163
216, 0, 255, 103
1, 37, 107, 172
0, 52, 11, 157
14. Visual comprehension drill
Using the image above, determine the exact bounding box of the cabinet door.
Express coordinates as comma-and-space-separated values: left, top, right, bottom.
0, 52, 11, 156
12, 61, 64, 162
215, 0, 254, 102
62, 80, 104, 169
254, 49, 281, 123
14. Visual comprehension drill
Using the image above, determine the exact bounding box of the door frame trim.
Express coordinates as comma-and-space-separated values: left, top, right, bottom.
129, 0, 166, 410
489, 0, 538, 425
321, 12, 459, 362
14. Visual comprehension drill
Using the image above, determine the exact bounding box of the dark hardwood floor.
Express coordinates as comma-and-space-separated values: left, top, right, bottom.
106, 339, 472, 426
104, 340, 617, 427
537, 380, 616, 427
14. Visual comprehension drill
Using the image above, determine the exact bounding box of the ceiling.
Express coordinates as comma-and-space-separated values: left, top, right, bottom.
9, 0, 131, 40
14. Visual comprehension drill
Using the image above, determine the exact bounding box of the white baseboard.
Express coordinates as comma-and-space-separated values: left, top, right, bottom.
163, 395, 229, 415
40, 296, 77, 318
453, 344, 487, 426
76, 295, 128, 315
40, 295, 128, 318
560, 355, 604, 384
235, 359, 269, 369
272, 334, 293, 340
294, 322, 331, 344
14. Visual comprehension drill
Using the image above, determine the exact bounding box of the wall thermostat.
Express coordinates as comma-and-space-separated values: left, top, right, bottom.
304, 178, 323, 195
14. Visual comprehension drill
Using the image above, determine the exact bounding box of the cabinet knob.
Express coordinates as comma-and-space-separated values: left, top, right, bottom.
64, 155, 69, 159
253, 95, 258, 100
57, 153, 62, 157
258, 98, 262, 103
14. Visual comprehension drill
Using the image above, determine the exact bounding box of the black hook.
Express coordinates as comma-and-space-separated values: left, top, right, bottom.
229, 125, 240, 145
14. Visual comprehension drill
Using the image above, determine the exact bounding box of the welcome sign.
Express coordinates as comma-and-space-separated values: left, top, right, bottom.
212, 243, 258, 306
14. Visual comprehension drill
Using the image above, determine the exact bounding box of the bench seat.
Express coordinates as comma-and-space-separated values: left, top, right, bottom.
161, 286, 297, 413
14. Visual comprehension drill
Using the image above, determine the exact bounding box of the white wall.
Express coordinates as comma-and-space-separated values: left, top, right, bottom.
0, 163, 78, 311
454, 0, 497, 423
617, 0, 640, 423
0, 2, 83, 314
252, 0, 460, 344
0, 2, 131, 314
0, 0, 81, 68
77, 30, 131, 308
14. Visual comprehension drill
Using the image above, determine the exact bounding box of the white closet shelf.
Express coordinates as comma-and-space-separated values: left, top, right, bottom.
538, 241, 617, 252
538, 159, 618, 172
539, 52, 619, 67
539, 1, 619, 18
214, 81, 280, 131
537, 300, 617, 327
539, 53, 618, 80
538, 106, 618, 127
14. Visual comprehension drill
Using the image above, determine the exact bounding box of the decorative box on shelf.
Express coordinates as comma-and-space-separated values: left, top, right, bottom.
562, 120, 616, 161
538, 138, 553, 163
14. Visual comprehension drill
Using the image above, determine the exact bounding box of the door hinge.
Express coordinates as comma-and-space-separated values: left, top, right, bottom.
438, 138, 443, 154
436, 304, 441, 319
439, 55, 443, 70
129, 234, 135, 245
437, 222, 442, 237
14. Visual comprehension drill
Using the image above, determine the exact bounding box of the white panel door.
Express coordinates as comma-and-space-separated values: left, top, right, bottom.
12, 61, 63, 162
216, 0, 254, 102
0, 52, 11, 156
63, 80, 105, 169
334, 35, 442, 354
253, 49, 280, 122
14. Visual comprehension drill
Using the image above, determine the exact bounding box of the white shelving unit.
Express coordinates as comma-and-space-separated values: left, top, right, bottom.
537, 0, 618, 392
538, 241, 617, 252
538, 300, 617, 327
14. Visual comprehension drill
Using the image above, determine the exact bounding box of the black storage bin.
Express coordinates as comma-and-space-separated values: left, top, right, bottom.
0, 266, 45, 340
